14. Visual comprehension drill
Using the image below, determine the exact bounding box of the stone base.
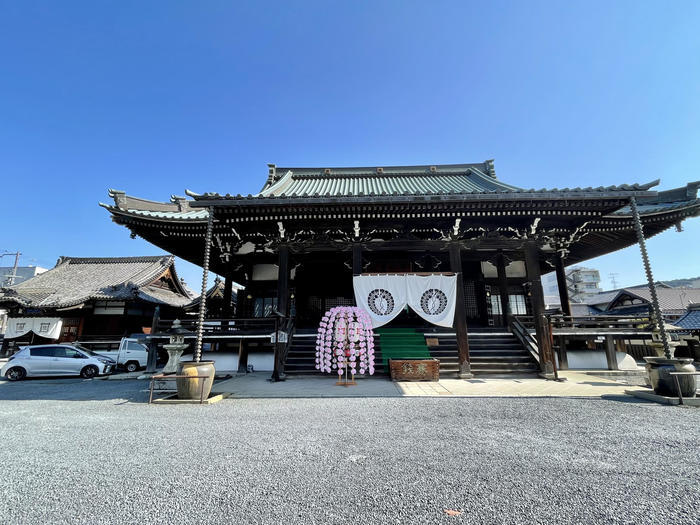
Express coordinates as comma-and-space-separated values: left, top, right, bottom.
151, 392, 230, 405
625, 389, 700, 407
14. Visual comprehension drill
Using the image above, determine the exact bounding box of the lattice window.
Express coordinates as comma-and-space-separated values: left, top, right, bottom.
325, 297, 354, 310
463, 281, 479, 318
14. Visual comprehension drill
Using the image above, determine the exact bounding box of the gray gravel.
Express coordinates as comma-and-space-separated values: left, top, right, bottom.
0, 378, 699, 524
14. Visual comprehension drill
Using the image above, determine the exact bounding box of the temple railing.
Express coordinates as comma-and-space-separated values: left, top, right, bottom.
154, 317, 293, 339
548, 314, 652, 334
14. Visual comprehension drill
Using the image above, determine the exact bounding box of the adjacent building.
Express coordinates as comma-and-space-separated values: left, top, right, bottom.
542, 266, 602, 303
0, 256, 193, 354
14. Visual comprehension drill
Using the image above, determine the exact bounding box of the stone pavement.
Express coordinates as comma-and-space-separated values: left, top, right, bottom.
215, 370, 636, 398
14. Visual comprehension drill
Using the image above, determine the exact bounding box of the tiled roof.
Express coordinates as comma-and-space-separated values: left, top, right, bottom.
0, 256, 191, 309
585, 286, 700, 313
583, 290, 621, 306
617, 287, 700, 312
257, 163, 522, 197
610, 181, 700, 216
675, 305, 700, 330
101, 161, 668, 223
189, 162, 659, 201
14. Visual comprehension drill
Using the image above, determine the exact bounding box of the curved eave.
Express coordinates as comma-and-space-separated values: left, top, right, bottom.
567, 202, 700, 265
101, 203, 208, 224
187, 185, 659, 207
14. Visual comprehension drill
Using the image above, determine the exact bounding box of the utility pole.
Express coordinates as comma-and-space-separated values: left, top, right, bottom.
609, 272, 619, 290
0, 251, 21, 286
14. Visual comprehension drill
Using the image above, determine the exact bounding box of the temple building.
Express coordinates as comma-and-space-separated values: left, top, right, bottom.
101, 161, 700, 378
0, 256, 193, 354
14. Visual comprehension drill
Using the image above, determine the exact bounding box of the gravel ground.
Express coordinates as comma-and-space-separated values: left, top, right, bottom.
0, 378, 699, 524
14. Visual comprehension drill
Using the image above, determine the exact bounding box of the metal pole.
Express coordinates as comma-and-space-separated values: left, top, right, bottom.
629, 197, 671, 358
194, 207, 215, 362
9, 252, 20, 286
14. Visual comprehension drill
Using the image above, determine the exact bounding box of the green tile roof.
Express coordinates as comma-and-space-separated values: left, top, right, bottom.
257, 163, 520, 197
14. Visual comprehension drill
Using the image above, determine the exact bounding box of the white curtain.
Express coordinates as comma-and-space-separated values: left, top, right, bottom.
5, 317, 63, 340
406, 274, 457, 328
353, 275, 457, 328
353, 275, 407, 328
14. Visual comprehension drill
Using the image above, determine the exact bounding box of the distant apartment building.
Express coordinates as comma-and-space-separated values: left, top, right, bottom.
542, 266, 602, 303
0, 266, 48, 287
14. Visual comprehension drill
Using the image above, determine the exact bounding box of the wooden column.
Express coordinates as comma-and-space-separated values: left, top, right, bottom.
222, 276, 234, 318
449, 243, 473, 378
146, 305, 160, 373
604, 335, 618, 370
557, 335, 568, 370
496, 251, 511, 327
524, 242, 555, 378
272, 244, 289, 381
352, 244, 363, 275
554, 253, 572, 318
237, 339, 249, 373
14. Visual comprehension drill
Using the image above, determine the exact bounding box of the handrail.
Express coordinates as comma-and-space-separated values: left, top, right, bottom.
280, 317, 296, 375
548, 314, 652, 330
510, 316, 540, 364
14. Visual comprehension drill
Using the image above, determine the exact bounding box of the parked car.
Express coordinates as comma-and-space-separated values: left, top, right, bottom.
1, 344, 116, 381
90, 337, 150, 373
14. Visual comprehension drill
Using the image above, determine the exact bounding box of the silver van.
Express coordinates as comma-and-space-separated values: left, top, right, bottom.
1, 344, 115, 380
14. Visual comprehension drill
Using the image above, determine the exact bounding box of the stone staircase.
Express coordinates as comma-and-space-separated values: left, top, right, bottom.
284, 331, 385, 375
426, 328, 539, 376
284, 327, 538, 377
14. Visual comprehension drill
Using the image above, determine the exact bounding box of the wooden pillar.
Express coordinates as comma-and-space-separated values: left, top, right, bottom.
557, 335, 568, 370
604, 335, 618, 370
222, 276, 234, 318
237, 338, 249, 373
146, 305, 160, 373
496, 251, 511, 327
449, 243, 473, 378
352, 244, 363, 275
554, 253, 572, 318
272, 244, 289, 381
524, 242, 555, 378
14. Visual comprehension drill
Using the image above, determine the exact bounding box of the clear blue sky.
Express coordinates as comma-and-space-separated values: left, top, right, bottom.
1, 1, 699, 290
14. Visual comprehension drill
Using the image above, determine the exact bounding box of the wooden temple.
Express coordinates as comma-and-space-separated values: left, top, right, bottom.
101, 161, 700, 379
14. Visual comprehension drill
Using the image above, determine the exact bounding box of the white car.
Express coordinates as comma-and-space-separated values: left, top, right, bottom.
1, 344, 116, 381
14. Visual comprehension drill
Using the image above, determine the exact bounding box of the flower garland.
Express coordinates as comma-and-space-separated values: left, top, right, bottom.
315, 306, 375, 376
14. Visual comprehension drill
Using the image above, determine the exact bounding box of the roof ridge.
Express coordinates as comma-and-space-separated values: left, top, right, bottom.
60, 255, 173, 264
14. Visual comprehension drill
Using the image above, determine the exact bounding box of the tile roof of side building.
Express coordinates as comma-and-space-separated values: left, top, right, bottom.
584, 286, 700, 312
0, 255, 192, 309
675, 304, 700, 330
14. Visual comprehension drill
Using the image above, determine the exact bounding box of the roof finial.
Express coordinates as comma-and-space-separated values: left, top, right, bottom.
484, 159, 496, 178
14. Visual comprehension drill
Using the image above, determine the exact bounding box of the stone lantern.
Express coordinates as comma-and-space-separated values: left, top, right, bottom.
162, 319, 192, 374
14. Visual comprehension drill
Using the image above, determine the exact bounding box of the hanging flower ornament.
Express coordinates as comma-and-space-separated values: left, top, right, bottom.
315, 306, 375, 377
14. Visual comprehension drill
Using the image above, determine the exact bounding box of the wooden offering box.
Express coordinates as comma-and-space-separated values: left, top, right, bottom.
389, 358, 440, 382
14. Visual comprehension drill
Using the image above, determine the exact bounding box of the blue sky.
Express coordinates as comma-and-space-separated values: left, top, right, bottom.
1, 1, 699, 290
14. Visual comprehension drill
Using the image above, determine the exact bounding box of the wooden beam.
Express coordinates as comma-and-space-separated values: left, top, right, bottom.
449, 243, 473, 378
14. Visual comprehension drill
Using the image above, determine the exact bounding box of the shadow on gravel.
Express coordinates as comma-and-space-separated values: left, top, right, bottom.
600, 394, 650, 404
0, 377, 151, 403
